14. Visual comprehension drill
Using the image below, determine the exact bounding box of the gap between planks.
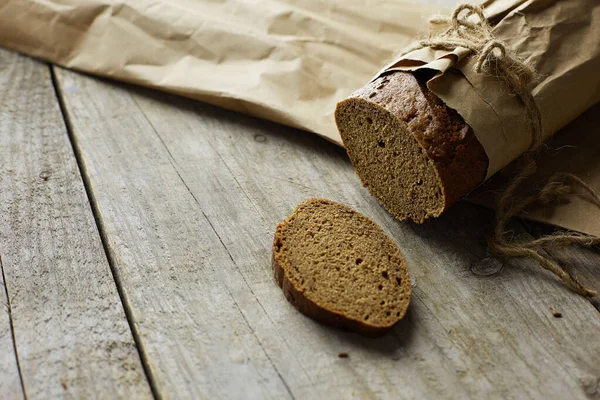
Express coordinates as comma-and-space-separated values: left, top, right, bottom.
52, 64, 600, 399
49, 65, 161, 400
0, 255, 27, 399
130, 90, 300, 400
1, 48, 151, 399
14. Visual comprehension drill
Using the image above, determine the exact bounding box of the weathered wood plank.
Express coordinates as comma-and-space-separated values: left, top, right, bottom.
54, 75, 305, 400
0, 256, 23, 399
55, 66, 600, 399
523, 220, 600, 310
129, 86, 600, 399
0, 49, 152, 398
134, 90, 600, 399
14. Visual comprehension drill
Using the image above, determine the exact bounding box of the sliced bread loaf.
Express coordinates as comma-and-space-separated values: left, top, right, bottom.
272, 198, 411, 336
335, 71, 489, 223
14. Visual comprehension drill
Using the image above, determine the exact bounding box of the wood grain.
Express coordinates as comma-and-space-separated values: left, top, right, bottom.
0, 49, 152, 399
0, 255, 22, 399
523, 220, 600, 311
54, 66, 600, 399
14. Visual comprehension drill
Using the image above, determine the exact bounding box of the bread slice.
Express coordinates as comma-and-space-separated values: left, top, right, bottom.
272, 198, 411, 336
335, 71, 489, 223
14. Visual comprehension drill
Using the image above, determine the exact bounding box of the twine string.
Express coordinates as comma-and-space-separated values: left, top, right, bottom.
404, 4, 599, 297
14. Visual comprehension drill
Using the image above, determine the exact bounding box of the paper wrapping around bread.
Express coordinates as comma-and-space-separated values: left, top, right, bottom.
1, 0, 600, 235
374, 0, 600, 179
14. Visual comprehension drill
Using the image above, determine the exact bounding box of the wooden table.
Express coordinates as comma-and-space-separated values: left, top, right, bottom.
1, 46, 599, 399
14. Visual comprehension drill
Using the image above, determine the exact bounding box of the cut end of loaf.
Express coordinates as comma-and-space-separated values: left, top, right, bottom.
272, 198, 411, 337
335, 71, 488, 223
335, 97, 446, 223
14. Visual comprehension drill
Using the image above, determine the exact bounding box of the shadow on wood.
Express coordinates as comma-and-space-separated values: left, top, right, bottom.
120, 79, 350, 162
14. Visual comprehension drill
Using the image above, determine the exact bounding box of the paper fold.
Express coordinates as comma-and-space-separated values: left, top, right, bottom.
0, 0, 443, 141
374, 0, 600, 178
2, 0, 600, 235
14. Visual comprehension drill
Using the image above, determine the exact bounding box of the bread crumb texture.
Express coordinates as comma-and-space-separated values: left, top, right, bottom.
272, 198, 411, 336
335, 71, 488, 223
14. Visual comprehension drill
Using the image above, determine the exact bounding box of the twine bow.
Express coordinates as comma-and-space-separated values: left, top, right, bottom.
406, 4, 599, 297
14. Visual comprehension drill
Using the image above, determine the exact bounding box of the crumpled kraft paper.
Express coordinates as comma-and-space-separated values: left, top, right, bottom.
372, 0, 600, 236
1, 0, 599, 236
0, 0, 440, 142
376, 0, 600, 179
470, 101, 600, 237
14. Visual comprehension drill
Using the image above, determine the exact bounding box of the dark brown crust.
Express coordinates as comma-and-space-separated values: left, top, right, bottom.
341, 71, 489, 214
272, 199, 410, 337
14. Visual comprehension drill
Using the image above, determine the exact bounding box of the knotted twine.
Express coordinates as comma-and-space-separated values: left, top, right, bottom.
403, 4, 599, 297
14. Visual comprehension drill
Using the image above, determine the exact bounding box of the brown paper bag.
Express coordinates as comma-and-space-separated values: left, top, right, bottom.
2, 0, 599, 235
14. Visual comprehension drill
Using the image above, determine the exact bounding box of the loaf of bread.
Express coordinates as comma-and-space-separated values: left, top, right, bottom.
335, 71, 489, 223
272, 198, 411, 336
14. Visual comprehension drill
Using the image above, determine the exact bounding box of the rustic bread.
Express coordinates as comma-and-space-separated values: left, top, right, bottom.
272, 198, 411, 336
335, 71, 489, 223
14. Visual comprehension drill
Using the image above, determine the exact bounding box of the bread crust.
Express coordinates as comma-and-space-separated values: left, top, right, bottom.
337, 71, 489, 219
272, 198, 411, 337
